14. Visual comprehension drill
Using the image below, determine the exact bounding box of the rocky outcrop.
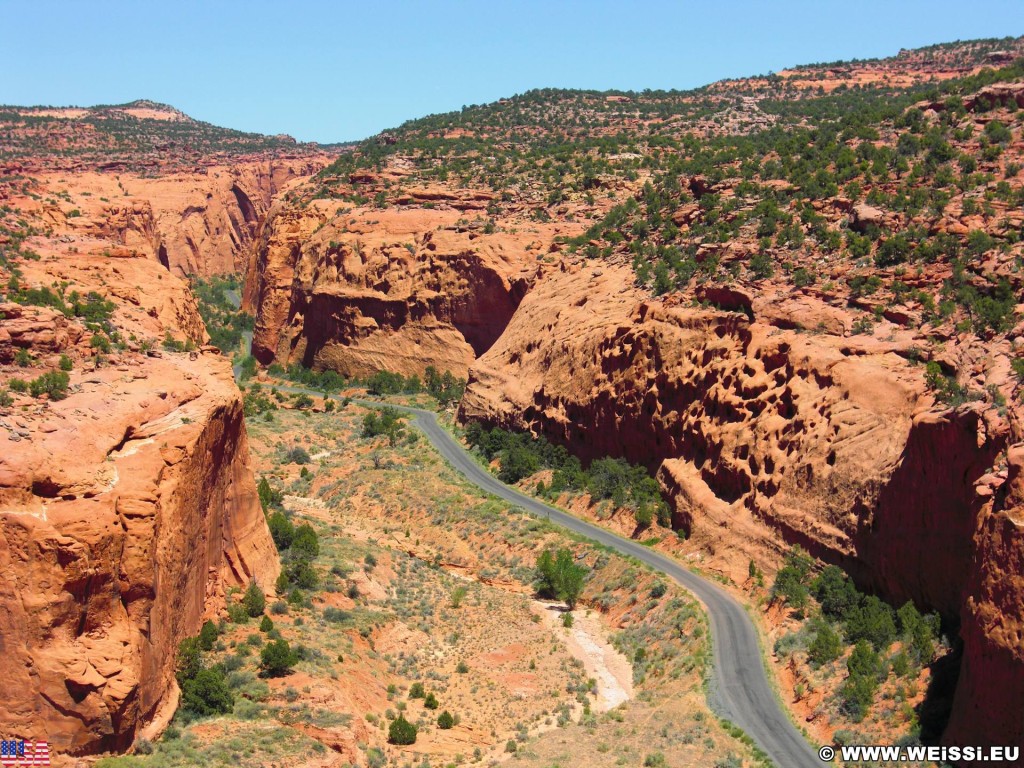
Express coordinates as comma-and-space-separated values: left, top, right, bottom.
0, 352, 279, 755
35, 157, 329, 279
121, 158, 329, 277
248, 201, 534, 377
459, 260, 1018, 745
945, 445, 1024, 748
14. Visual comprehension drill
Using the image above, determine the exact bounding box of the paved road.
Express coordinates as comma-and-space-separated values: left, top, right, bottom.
225, 307, 820, 764
383, 403, 821, 768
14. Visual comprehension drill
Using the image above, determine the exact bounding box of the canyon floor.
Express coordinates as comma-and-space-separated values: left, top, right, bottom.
93, 399, 762, 768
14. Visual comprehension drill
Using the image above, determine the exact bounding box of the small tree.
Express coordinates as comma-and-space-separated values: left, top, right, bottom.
267, 512, 295, 550
808, 623, 842, 666
437, 710, 455, 729
260, 615, 274, 633
535, 547, 587, 609
176, 637, 202, 684
243, 581, 266, 618
424, 692, 439, 710
198, 620, 219, 651
291, 524, 320, 559
260, 638, 298, 677
388, 715, 417, 745
180, 668, 234, 717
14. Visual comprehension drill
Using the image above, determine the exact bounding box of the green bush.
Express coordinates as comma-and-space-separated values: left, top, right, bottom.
180, 668, 234, 717
176, 637, 203, 684
387, 715, 417, 745
260, 638, 298, 677
424, 692, 439, 710
808, 622, 842, 666
535, 547, 587, 609
845, 595, 896, 650
771, 546, 813, 613
408, 682, 426, 699
291, 524, 320, 559
840, 673, 876, 722
243, 581, 266, 617
362, 407, 406, 445
267, 512, 295, 550
28, 370, 69, 400
257, 477, 283, 511
198, 620, 218, 651
812, 566, 859, 618
226, 602, 249, 624
437, 710, 455, 729
847, 640, 882, 679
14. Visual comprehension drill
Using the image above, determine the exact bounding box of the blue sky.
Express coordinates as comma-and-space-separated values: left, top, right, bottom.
2, 1, 1020, 143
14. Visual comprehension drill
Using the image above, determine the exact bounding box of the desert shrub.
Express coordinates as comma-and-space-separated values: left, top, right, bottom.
256, 475, 284, 512
812, 566, 860, 618
267, 512, 295, 550
362, 407, 406, 445
286, 446, 311, 464
840, 672, 877, 722
845, 595, 897, 650
28, 370, 69, 400
387, 715, 417, 745
291, 524, 320, 559
437, 710, 455, 729
198, 620, 218, 651
771, 546, 813, 613
808, 622, 842, 666
535, 547, 587, 609
243, 581, 266, 618
260, 638, 298, 677
180, 668, 234, 718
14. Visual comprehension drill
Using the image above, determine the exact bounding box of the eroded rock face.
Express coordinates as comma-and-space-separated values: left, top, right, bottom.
248, 201, 534, 377
0, 353, 279, 755
32, 157, 329, 279
946, 446, 1024, 748
122, 158, 329, 277
459, 260, 1020, 744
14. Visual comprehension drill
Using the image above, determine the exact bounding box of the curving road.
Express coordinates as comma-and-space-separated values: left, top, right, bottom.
385, 404, 821, 768
227, 316, 819, 765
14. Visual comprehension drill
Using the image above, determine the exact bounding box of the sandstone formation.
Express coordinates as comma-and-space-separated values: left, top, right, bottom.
30, 157, 329, 279
248, 200, 536, 377
458, 260, 1021, 746
946, 446, 1024, 748
0, 111, 299, 755
0, 347, 279, 754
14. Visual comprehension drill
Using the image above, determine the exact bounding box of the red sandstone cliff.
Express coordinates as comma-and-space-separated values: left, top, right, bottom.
248, 199, 535, 377
458, 259, 1021, 746
0, 150, 283, 755
0, 341, 279, 754
945, 446, 1024, 748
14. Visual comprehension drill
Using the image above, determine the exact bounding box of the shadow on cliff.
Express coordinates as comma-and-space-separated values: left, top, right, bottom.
916, 632, 962, 746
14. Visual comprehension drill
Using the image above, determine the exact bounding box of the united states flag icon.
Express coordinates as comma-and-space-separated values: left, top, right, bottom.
0, 740, 49, 766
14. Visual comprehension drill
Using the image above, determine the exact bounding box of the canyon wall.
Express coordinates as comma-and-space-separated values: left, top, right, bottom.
459, 260, 1021, 746
0, 343, 279, 754
0, 159, 286, 753
248, 200, 535, 378
32, 154, 328, 280
121, 157, 329, 277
